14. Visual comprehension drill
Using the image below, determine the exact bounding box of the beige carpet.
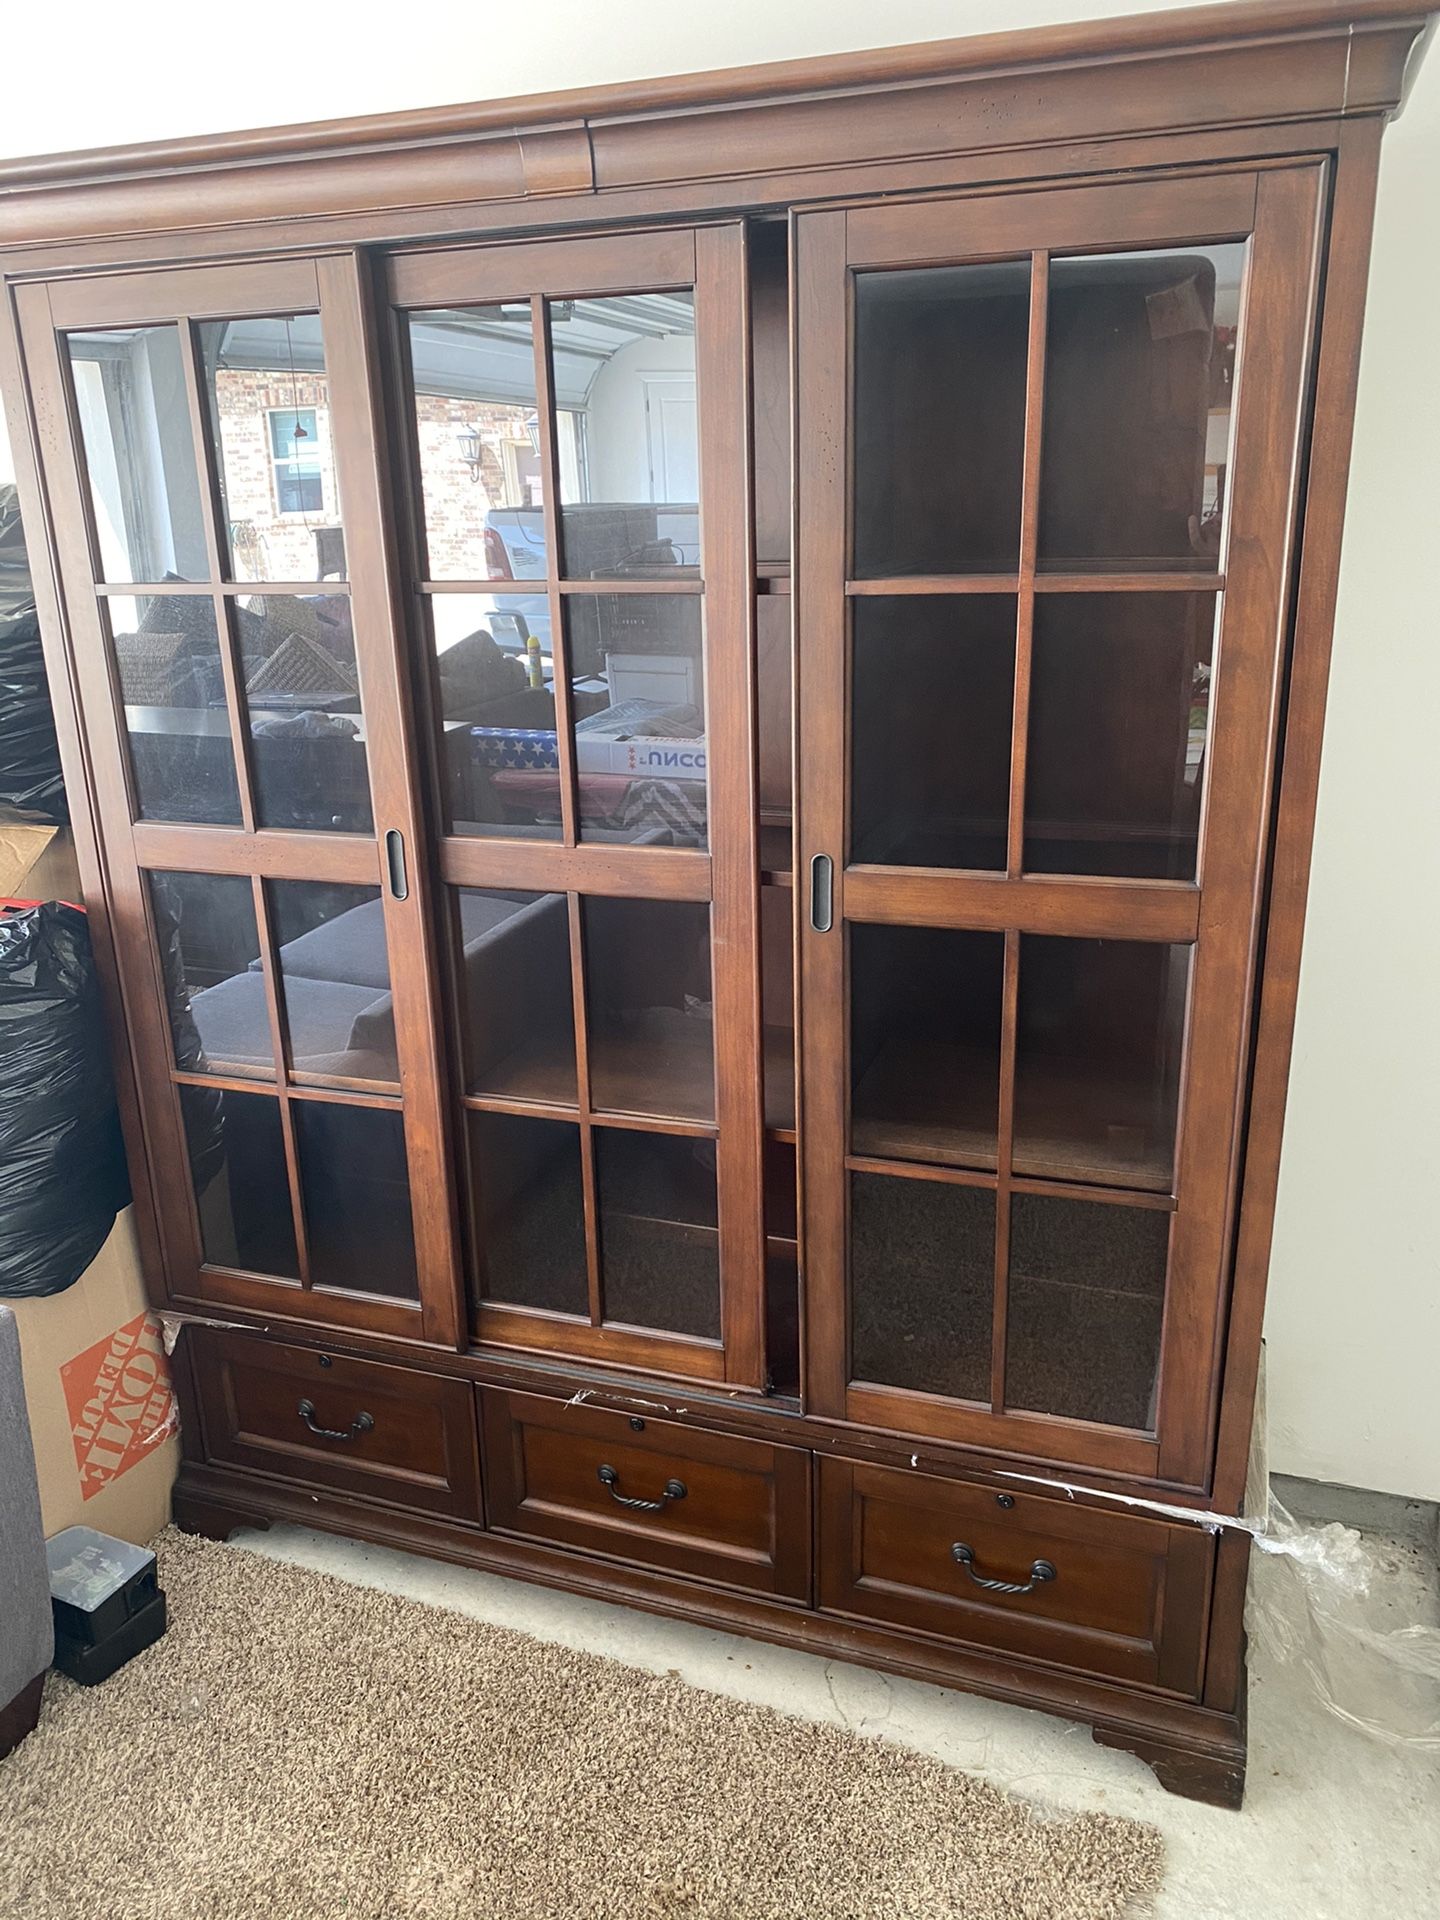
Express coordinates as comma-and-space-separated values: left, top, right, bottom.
0, 1530, 1163, 1919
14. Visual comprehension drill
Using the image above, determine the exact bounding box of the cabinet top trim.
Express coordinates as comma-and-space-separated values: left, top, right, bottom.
0, 0, 1430, 258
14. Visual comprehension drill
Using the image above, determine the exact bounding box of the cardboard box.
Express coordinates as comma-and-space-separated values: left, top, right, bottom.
10, 1213, 179, 1547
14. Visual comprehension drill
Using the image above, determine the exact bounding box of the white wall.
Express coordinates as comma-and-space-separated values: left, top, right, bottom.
2, 1, 1436, 1499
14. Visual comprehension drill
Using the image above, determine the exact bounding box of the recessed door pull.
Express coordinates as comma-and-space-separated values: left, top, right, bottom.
384, 828, 409, 901
810, 853, 834, 933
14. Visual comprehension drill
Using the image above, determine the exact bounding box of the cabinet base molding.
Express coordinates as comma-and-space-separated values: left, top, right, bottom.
170, 1460, 1248, 1811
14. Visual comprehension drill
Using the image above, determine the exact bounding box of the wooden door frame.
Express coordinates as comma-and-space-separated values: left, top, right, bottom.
9, 255, 464, 1347
795, 162, 1326, 1487
382, 221, 767, 1388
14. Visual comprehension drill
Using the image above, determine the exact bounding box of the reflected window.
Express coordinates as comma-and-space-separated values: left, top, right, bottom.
198, 315, 343, 583
67, 326, 208, 585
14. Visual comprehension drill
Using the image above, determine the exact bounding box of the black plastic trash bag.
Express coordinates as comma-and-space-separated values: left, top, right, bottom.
0, 902, 129, 1297
0, 483, 66, 824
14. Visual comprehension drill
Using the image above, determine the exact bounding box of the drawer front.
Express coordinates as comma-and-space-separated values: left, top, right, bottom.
818, 1459, 1212, 1693
480, 1388, 812, 1599
191, 1329, 481, 1521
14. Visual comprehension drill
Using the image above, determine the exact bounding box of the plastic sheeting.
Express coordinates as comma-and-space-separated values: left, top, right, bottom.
0, 902, 129, 1297
0, 484, 65, 824
1250, 1490, 1440, 1751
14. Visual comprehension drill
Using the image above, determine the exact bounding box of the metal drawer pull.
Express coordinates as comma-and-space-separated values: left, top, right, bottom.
597, 1463, 687, 1512
951, 1541, 1056, 1596
297, 1398, 375, 1443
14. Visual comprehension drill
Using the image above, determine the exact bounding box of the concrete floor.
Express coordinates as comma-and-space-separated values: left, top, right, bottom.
234, 1489, 1440, 1919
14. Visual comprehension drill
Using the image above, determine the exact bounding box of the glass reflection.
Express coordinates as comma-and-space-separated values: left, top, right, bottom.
104, 594, 240, 825
407, 304, 548, 581
268, 881, 397, 1086
198, 314, 344, 583
67, 326, 208, 585
237, 593, 372, 832
549, 292, 699, 580
148, 871, 271, 1079
1040, 244, 1246, 570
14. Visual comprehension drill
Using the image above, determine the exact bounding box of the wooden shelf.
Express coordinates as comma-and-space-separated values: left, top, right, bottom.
851, 1037, 1174, 1193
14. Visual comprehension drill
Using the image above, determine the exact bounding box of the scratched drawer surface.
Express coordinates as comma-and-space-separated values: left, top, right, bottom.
818, 1458, 1213, 1694
480, 1387, 811, 1599
190, 1327, 481, 1520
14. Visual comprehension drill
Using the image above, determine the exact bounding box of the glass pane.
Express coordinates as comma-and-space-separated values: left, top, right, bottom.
1039, 244, 1245, 572
292, 1101, 418, 1299
429, 593, 561, 841
198, 315, 344, 583
237, 593, 372, 831
268, 881, 396, 1087
850, 596, 1014, 869
583, 897, 713, 1123
1006, 1194, 1168, 1429
850, 1173, 994, 1401
566, 593, 706, 847
1024, 593, 1218, 880
851, 925, 1003, 1170
455, 888, 575, 1103
1014, 937, 1189, 1192
178, 1083, 298, 1278
66, 326, 208, 584
104, 594, 240, 824
147, 871, 271, 1079
597, 1129, 719, 1339
852, 262, 1030, 577
468, 1110, 587, 1317
549, 292, 700, 580
407, 305, 546, 581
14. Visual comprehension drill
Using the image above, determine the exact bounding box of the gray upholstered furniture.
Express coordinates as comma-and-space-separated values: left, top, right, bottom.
0, 1305, 52, 1760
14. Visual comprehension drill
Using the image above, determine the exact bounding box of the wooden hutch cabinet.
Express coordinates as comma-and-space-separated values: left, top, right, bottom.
1, 0, 1428, 1807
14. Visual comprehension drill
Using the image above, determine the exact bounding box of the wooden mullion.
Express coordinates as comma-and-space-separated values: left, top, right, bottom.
795, 207, 851, 1419
318, 247, 465, 1350
249, 873, 312, 1287
531, 294, 580, 850
846, 575, 1020, 596
558, 576, 703, 596
567, 891, 604, 1328
696, 221, 767, 1388
1034, 572, 1224, 594
1007, 251, 1048, 878
438, 835, 711, 901
95, 579, 353, 599
990, 929, 1020, 1413
131, 820, 381, 883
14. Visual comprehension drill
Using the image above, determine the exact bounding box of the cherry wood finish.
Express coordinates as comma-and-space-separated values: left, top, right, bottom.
0, 0, 1426, 1813
818, 1459, 1212, 1693
189, 1327, 482, 1519
481, 1386, 812, 1598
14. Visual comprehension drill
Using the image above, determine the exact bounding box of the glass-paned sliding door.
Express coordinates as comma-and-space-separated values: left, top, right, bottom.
796, 167, 1325, 1484
389, 225, 766, 1386
17, 258, 459, 1343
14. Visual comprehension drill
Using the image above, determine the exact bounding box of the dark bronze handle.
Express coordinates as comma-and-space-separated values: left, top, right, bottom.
951, 1541, 1056, 1596
597, 1463, 687, 1512
297, 1398, 374, 1443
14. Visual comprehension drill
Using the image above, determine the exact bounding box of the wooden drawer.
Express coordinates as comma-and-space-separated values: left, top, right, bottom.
480, 1387, 811, 1599
190, 1328, 481, 1521
818, 1459, 1212, 1694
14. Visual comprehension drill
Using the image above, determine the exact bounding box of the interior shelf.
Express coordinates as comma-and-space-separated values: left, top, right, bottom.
851, 1036, 1175, 1192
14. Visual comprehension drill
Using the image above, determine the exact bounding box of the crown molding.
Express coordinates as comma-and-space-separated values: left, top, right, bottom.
0, 1, 1430, 256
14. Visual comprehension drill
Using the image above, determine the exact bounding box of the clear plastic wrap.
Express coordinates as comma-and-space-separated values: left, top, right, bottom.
1249, 1489, 1440, 1751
